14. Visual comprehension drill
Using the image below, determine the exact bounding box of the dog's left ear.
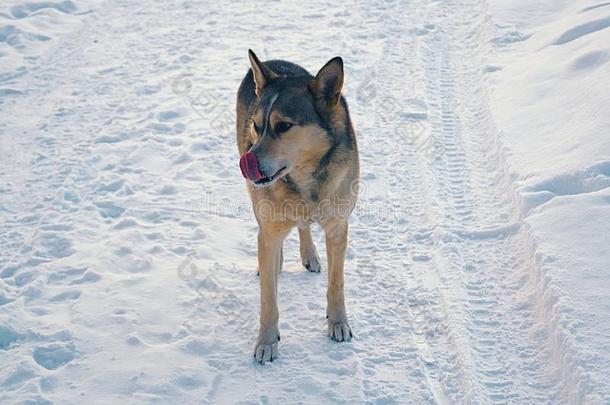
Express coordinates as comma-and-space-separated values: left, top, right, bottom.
248, 49, 278, 98
309, 57, 344, 110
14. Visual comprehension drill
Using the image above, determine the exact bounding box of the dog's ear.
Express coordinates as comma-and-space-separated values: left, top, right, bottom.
308, 57, 344, 110
248, 49, 278, 98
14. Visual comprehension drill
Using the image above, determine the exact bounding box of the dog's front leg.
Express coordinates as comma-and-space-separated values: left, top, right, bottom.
254, 225, 288, 364
323, 219, 353, 342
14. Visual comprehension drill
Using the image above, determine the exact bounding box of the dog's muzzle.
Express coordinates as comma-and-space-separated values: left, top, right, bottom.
239, 151, 264, 182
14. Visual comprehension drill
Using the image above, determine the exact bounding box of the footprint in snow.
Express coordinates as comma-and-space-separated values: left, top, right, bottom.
1, 364, 37, 388
33, 344, 76, 370
157, 110, 181, 122
33, 233, 74, 260
96, 179, 125, 193
50, 290, 81, 302
47, 266, 87, 284
0, 325, 20, 349
9, 1, 77, 19
94, 201, 125, 218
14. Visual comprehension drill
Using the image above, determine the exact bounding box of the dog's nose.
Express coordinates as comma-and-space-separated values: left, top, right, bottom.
239, 151, 264, 181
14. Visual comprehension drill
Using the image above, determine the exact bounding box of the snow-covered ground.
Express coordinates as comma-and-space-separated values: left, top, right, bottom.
1, 0, 608, 403
489, 1, 610, 402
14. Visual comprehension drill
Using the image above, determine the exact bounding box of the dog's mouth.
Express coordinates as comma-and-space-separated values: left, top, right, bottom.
252, 166, 288, 187
239, 152, 289, 187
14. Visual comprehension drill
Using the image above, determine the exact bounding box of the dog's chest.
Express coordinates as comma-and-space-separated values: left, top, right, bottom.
252, 183, 340, 224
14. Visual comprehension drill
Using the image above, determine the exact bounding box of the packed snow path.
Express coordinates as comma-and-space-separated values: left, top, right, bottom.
0, 0, 598, 403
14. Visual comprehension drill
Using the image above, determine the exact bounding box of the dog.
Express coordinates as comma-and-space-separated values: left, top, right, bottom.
236, 50, 359, 364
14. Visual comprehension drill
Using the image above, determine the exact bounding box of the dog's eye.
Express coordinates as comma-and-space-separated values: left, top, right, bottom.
274, 122, 293, 134
251, 121, 259, 134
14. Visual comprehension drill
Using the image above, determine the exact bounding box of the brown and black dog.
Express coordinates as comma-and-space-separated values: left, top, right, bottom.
236, 50, 359, 364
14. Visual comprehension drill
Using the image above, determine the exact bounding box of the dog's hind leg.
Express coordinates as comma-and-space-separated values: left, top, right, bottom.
298, 224, 321, 273
323, 219, 352, 342
254, 223, 290, 364
278, 243, 284, 274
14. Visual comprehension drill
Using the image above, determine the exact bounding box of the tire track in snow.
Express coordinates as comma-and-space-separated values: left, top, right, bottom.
345, 1, 477, 402
412, 0, 574, 402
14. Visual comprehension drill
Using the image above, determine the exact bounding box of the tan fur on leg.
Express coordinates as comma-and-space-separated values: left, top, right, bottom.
299, 224, 321, 273
254, 222, 291, 364
323, 219, 352, 342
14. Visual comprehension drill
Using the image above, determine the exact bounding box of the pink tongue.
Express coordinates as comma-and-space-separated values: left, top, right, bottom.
239, 152, 264, 181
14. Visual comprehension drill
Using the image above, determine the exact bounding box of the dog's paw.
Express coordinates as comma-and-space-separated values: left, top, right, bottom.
253, 333, 280, 365
327, 320, 353, 342
302, 250, 321, 273
254, 342, 278, 365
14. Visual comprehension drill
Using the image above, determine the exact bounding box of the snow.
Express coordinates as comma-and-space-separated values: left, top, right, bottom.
489, 1, 610, 401
1, 0, 609, 403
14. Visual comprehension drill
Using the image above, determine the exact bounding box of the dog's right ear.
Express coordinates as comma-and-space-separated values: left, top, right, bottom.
308, 56, 344, 111
248, 49, 278, 98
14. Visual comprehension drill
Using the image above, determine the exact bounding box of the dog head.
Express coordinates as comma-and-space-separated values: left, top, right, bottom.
239, 50, 344, 188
